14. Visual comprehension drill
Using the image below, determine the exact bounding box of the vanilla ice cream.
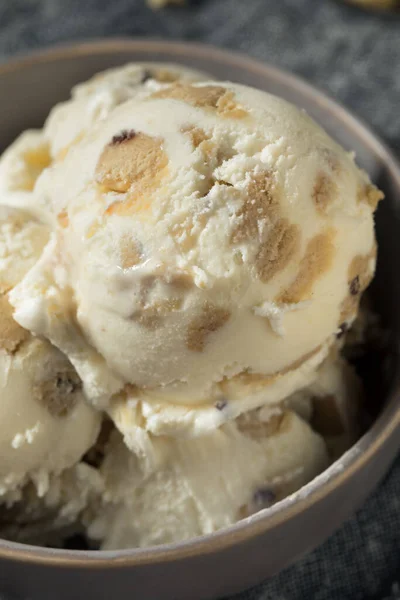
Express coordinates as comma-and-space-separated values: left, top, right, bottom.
0, 65, 383, 550
0, 130, 51, 215
44, 62, 207, 162
87, 350, 361, 549
89, 409, 328, 549
0, 206, 100, 501
10, 81, 382, 437
0, 62, 206, 221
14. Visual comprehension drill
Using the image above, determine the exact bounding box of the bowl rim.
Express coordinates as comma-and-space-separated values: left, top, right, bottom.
0, 38, 399, 568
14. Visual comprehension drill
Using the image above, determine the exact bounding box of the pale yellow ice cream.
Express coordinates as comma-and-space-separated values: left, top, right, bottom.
0, 66, 383, 550
0, 349, 360, 549
0, 206, 100, 501
44, 62, 207, 162
89, 410, 328, 549
10, 81, 382, 438
87, 352, 360, 549
0, 130, 51, 216
0, 63, 206, 221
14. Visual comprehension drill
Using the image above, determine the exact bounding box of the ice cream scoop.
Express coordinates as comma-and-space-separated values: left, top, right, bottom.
88, 409, 328, 549
88, 346, 362, 549
0, 206, 100, 501
0, 58, 385, 554
9, 81, 382, 432
9, 80, 381, 437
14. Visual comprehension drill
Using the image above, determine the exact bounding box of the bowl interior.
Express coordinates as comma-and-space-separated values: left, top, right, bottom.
0, 40, 399, 561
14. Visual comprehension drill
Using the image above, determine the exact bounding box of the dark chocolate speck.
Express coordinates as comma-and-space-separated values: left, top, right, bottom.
253, 487, 276, 508
56, 374, 80, 396
350, 275, 361, 296
110, 129, 136, 145
215, 398, 228, 411
336, 322, 349, 339
141, 70, 153, 83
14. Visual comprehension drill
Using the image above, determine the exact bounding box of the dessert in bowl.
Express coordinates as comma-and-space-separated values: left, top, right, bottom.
0, 40, 398, 600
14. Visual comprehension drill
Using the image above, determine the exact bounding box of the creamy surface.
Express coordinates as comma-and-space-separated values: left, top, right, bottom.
0, 206, 100, 500
88, 352, 361, 549
44, 62, 208, 162
0, 64, 382, 549
89, 410, 328, 548
0, 62, 206, 223
9, 81, 380, 437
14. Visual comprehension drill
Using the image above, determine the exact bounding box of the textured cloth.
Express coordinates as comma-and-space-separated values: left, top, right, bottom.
0, 1, 399, 598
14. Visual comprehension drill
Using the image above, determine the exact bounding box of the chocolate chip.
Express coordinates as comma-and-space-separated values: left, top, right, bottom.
336, 322, 349, 339
56, 374, 80, 396
253, 487, 276, 508
214, 179, 233, 187
349, 275, 360, 296
215, 398, 228, 411
110, 130, 136, 146
141, 70, 152, 83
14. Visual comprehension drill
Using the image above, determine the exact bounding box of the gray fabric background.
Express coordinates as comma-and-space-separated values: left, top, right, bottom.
0, 0, 399, 598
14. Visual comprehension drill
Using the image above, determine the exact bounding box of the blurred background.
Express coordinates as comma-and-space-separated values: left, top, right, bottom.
0, 1, 399, 599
